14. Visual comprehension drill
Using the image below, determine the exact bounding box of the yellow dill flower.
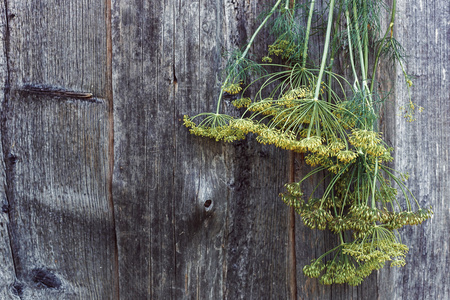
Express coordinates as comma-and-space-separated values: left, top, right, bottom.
299, 136, 322, 152
281, 87, 312, 104
349, 129, 380, 147
262, 56, 272, 63
229, 118, 258, 134
232, 97, 252, 108
304, 155, 319, 166
222, 82, 242, 95
337, 150, 358, 163
327, 139, 346, 154
328, 164, 343, 174
183, 115, 196, 128
311, 144, 329, 156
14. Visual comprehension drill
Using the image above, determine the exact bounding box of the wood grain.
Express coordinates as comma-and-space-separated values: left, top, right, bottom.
2, 1, 117, 299
0, 2, 19, 298
0, 0, 447, 299
111, 0, 290, 298
378, 0, 450, 299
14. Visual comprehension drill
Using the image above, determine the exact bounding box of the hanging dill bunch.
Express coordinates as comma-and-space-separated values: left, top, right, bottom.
183, 0, 432, 288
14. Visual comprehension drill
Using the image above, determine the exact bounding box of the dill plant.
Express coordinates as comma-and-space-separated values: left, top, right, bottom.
183, 0, 432, 285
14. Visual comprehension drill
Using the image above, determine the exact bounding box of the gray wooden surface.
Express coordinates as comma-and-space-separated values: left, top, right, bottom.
0, 0, 447, 299
1, 0, 116, 299
378, 1, 450, 299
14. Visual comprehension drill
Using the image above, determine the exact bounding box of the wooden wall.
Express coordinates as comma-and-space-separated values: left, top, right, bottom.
0, 0, 447, 299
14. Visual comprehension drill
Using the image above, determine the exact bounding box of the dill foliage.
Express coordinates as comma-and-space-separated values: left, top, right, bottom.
183, 0, 431, 285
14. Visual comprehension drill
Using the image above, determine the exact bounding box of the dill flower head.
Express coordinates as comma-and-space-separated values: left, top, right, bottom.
232, 97, 252, 108
311, 144, 329, 156
281, 87, 312, 103
261, 56, 272, 63
349, 129, 389, 157
349, 129, 381, 148
336, 150, 358, 164
222, 82, 242, 95
183, 115, 196, 128
300, 207, 333, 230
327, 139, 346, 154
268, 39, 295, 58
183, 114, 246, 142
328, 216, 348, 233
247, 99, 274, 113
299, 136, 323, 152
343, 226, 409, 270
303, 259, 326, 278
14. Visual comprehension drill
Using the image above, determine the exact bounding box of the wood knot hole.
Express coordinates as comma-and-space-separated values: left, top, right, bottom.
32, 268, 61, 289
204, 200, 212, 208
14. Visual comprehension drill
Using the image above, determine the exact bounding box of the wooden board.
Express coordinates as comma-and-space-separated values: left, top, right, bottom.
0, 0, 447, 299
111, 0, 290, 298
2, 1, 117, 299
377, 1, 450, 299
0, 2, 20, 299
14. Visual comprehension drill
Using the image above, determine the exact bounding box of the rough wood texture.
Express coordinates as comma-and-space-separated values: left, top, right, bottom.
2, 1, 117, 299
111, 1, 289, 298
378, 1, 450, 299
0, 0, 447, 299
0, 2, 19, 299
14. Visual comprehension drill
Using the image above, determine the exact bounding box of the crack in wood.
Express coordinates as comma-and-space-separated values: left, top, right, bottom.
17, 84, 104, 103
288, 151, 297, 300
1, 1, 23, 298
105, 0, 120, 299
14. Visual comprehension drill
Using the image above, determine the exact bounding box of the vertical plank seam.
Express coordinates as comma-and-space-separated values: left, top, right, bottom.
105, 0, 120, 299
288, 151, 297, 300
171, 1, 178, 299
1, 1, 22, 297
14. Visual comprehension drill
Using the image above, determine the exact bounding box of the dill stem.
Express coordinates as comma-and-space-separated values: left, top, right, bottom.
240, 0, 283, 62
327, 2, 343, 102
363, 0, 369, 77
313, 0, 336, 100
345, 9, 360, 90
215, 0, 283, 114
352, 0, 367, 84
370, 0, 397, 93
372, 157, 378, 209
352, 0, 375, 126
302, 0, 316, 68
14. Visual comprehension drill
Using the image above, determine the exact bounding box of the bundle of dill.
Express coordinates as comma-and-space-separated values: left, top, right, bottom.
184, 0, 431, 285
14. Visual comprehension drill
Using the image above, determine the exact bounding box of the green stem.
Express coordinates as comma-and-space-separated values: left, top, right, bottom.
313, 0, 336, 100
241, 0, 283, 60
339, 232, 345, 244
345, 9, 360, 90
352, 0, 367, 85
371, 157, 378, 209
352, 0, 375, 126
363, 0, 369, 77
215, 0, 283, 114
327, 2, 343, 102
302, 0, 316, 68
370, 0, 397, 93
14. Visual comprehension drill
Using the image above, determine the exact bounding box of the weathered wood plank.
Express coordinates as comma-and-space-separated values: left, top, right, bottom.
1, 0, 445, 299
212, 3, 291, 298
0, 2, 20, 299
111, 1, 177, 298
173, 1, 229, 299
4, 1, 117, 299
112, 0, 291, 298
378, 0, 450, 299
